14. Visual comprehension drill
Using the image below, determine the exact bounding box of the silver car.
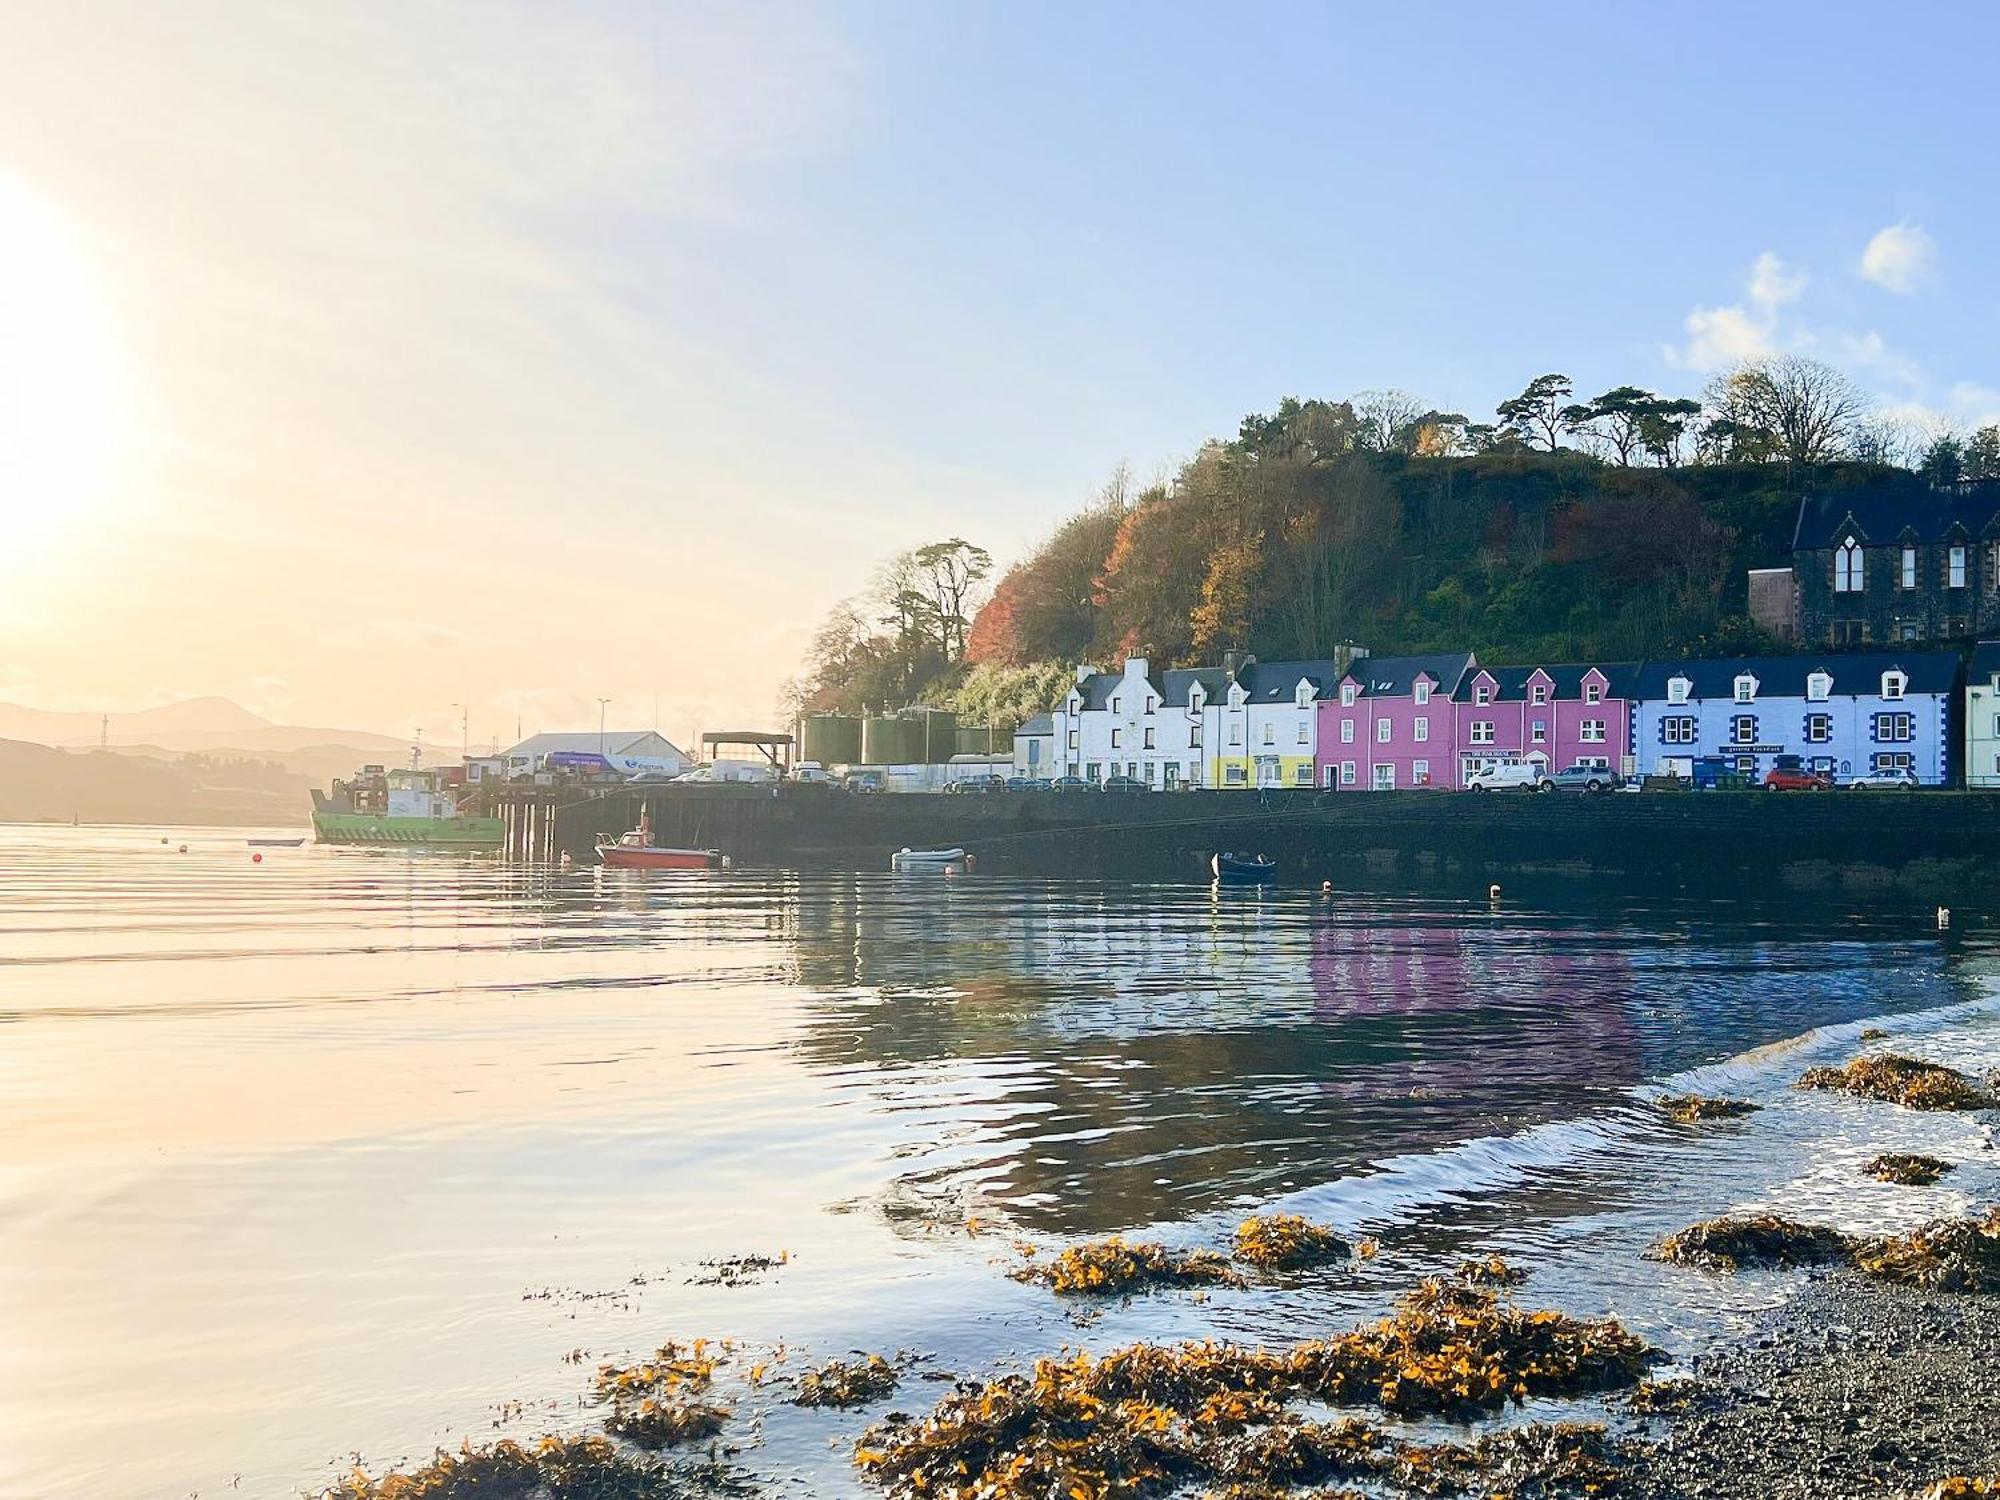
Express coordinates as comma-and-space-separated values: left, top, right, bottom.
1846, 767, 1919, 790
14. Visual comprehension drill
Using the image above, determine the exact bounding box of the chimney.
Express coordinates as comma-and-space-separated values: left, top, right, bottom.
1223, 650, 1256, 682
1075, 663, 1095, 684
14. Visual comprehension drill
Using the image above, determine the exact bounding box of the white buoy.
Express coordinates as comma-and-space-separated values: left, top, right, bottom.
1937, 906, 1951, 930
1488, 883, 1502, 901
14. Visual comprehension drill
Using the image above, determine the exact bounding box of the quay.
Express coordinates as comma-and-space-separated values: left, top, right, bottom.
474, 781, 2000, 895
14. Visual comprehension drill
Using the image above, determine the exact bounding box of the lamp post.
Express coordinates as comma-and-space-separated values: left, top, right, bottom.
449, 702, 467, 764
597, 698, 610, 761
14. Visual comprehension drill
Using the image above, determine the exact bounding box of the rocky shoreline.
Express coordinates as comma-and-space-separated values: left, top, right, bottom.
1627, 1271, 2000, 1498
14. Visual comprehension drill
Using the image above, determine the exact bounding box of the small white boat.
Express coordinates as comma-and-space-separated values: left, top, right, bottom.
891, 846, 974, 873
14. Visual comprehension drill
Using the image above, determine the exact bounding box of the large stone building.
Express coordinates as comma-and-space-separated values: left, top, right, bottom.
1792, 481, 2000, 646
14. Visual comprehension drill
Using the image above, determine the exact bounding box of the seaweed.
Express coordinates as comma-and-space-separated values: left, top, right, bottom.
1852, 1208, 2000, 1294
594, 1341, 722, 1404
1454, 1255, 1528, 1287
1796, 1054, 1998, 1111
855, 1281, 1654, 1498
595, 1340, 731, 1450
1865, 1153, 1955, 1187
1232, 1214, 1351, 1270
1654, 1094, 1761, 1123
1920, 1480, 2000, 1499
793, 1353, 900, 1408
603, 1401, 732, 1450
1623, 1377, 1710, 1415
324, 1436, 690, 1499
1011, 1235, 1247, 1295
1388, 1421, 1628, 1497
1650, 1215, 1851, 1272
1859, 1027, 1890, 1041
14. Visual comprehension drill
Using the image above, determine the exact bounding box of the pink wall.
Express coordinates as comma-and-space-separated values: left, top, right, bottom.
1453, 669, 1629, 782
1314, 675, 1453, 790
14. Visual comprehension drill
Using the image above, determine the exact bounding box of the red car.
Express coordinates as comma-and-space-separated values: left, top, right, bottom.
1764, 765, 1832, 792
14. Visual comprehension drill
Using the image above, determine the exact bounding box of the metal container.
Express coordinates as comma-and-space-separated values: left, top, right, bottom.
907, 707, 958, 763
954, 725, 994, 756
862, 715, 922, 766
799, 714, 863, 766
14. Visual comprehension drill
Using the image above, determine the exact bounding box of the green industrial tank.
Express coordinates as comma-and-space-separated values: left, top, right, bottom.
799, 714, 863, 766
861, 715, 921, 766
907, 707, 958, 763
954, 724, 994, 756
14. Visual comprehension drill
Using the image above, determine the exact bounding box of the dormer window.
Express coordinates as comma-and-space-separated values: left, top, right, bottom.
1733, 674, 1757, 704
1882, 670, 1907, 701
1584, 681, 1603, 705
1475, 681, 1493, 706
1530, 682, 1549, 706
1068, 694, 1082, 714
1806, 672, 1832, 703
1189, 687, 1205, 711
1340, 682, 1357, 707
1835, 538, 1863, 593
1414, 680, 1431, 706
1667, 676, 1691, 706
1295, 682, 1313, 708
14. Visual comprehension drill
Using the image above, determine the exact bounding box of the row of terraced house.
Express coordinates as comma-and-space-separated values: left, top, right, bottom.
1012, 643, 2000, 789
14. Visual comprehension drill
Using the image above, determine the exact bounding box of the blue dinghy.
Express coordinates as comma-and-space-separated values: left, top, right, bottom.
1211, 852, 1276, 885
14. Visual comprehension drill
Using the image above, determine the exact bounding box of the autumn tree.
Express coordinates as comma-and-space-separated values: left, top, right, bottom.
1190, 534, 1264, 654
1496, 373, 1574, 452
1705, 358, 1865, 468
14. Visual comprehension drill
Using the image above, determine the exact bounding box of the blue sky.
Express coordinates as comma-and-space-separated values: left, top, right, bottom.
1, 2, 1995, 736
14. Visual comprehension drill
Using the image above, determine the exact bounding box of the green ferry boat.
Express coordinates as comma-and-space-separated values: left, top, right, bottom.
310, 763, 505, 848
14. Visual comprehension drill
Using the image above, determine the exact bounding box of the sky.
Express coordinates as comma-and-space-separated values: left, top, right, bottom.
1, 2, 1998, 749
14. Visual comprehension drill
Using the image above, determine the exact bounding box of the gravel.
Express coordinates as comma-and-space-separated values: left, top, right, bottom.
1622, 1270, 2000, 1498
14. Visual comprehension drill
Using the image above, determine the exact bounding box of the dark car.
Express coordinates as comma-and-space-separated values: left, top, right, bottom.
1100, 774, 1148, 792
1050, 776, 1089, 792
1549, 763, 1621, 794
1007, 775, 1052, 791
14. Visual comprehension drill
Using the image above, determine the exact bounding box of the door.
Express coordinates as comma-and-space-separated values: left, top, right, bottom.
1372, 763, 1396, 790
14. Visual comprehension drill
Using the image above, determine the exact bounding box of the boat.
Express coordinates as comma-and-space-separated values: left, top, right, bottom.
310, 758, 504, 848
1211, 852, 1277, 885
596, 817, 729, 871
247, 837, 306, 848
891, 846, 974, 873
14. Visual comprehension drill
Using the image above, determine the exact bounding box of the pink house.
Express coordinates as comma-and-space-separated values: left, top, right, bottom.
1315, 652, 1476, 790
1450, 663, 1638, 784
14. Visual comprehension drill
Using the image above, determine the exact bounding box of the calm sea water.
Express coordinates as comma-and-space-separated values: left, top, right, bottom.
2, 824, 1997, 1499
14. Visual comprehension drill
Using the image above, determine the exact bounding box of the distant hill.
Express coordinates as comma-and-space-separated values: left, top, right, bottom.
0, 739, 310, 828
0, 697, 408, 757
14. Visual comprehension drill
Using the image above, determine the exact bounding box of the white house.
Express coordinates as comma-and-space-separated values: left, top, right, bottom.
1968, 641, 2000, 787
1203, 654, 1359, 789
1011, 713, 1056, 779
503, 730, 690, 779
1053, 657, 1214, 787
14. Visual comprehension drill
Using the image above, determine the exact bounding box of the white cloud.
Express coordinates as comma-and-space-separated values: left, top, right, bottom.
1665, 251, 1805, 370
1946, 382, 2000, 429
1838, 330, 1923, 390
1859, 223, 1936, 294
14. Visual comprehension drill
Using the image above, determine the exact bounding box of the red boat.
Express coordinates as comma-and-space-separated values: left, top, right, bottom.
596, 816, 729, 871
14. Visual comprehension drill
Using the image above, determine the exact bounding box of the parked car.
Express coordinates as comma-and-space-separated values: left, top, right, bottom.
1465, 761, 1552, 792
1050, 776, 1089, 792
788, 761, 836, 784
842, 770, 885, 793
1100, 774, 1148, 792
1763, 764, 1832, 791
1006, 775, 1052, 791
1550, 763, 1622, 794
1847, 767, 1920, 790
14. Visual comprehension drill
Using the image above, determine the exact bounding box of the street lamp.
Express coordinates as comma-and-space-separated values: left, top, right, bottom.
597, 698, 610, 760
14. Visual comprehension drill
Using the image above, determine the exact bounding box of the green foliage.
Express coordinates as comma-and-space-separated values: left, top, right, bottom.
948, 660, 1076, 730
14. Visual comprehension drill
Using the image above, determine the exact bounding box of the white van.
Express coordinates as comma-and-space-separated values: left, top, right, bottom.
1464, 760, 1551, 792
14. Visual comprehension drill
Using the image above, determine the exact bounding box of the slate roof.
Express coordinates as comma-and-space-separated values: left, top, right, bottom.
1339, 651, 1478, 699
506, 730, 688, 760
1016, 713, 1054, 736
1632, 651, 1962, 700
1452, 662, 1641, 704
1971, 642, 2000, 683
1164, 668, 1229, 706
1792, 481, 2000, 550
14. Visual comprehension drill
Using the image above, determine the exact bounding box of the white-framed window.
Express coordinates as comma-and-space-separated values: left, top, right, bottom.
1950, 545, 1968, 589
1414, 717, 1429, 743
1584, 681, 1603, 705
1144, 696, 1156, 716
1881, 670, 1907, 701
1805, 713, 1832, 743
1663, 716, 1696, 745
1228, 721, 1241, 745
1806, 671, 1832, 702
1734, 674, 1757, 703
1144, 761, 1157, 785
1835, 538, 1863, 593
1412, 759, 1430, 785
1340, 682, 1357, 707
1296, 721, 1309, 744
1530, 682, 1549, 705
1469, 720, 1495, 745
1376, 719, 1392, 744
1340, 719, 1355, 744
1732, 714, 1757, 745
1580, 719, 1606, 743
1068, 730, 1079, 750
1667, 676, 1691, 705
1143, 727, 1155, 749
1874, 712, 1914, 742
1294, 763, 1312, 785
1735, 753, 1758, 775
1372, 763, 1396, 790
1110, 695, 1121, 713
1188, 723, 1200, 747
1901, 545, 1917, 589
1086, 762, 1102, 782
1414, 681, 1431, 705
1475, 682, 1493, 706
1261, 722, 1274, 745
1110, 727, 1122, 748
1530, 721, 1547, 743
1187, 760, 1199, 784
1340, 760, 1356, 785
1224, 765, 1245, 785
1295, 682, 1313, 707
1875, 751, 1914, 774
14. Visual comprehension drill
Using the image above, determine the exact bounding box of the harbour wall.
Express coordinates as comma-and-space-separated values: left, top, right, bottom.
537, 784, 2000, 897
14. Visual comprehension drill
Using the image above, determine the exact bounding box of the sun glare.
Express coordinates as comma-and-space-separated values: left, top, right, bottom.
0, 173, 128, 562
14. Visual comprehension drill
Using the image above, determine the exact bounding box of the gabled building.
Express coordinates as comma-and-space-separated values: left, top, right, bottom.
503, 730, 689, 778
1631, 651, 1960, 785
1315, 652, 1477, 790
1450, 663, 1639, 787
1793, 482, 2000, 646
1965, 642, 2000, 788
1011, 713, 1056, 779
1052, 657, 1214, 787
1207, 653, 1367, 789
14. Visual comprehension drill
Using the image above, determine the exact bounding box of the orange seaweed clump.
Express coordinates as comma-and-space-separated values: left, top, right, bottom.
1455, 1255, 1528, 1287
1865, 1153, 1955, 1186
1011, 1235, 1246, 1295
1797, 1054, 1998, 1111
1232, 1214, 1351, 1270
1649, 1215, 1851, 1273
792, 1353, 899, 1408
594, 1340, 722, 1403
602, 1400, 730, 1450
1654, 1095, 1760, 1123
1388, 1421, 1626, 1496
1920, 1480, 2000, 1499
1853, 1208, 2000, 1293
324, 1435, 684, 1499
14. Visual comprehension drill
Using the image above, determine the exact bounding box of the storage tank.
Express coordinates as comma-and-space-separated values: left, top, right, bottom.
954, 724, 994, 756
800, 714, 863, 766
862, 715, 921, 766
908, 707, 958, 763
